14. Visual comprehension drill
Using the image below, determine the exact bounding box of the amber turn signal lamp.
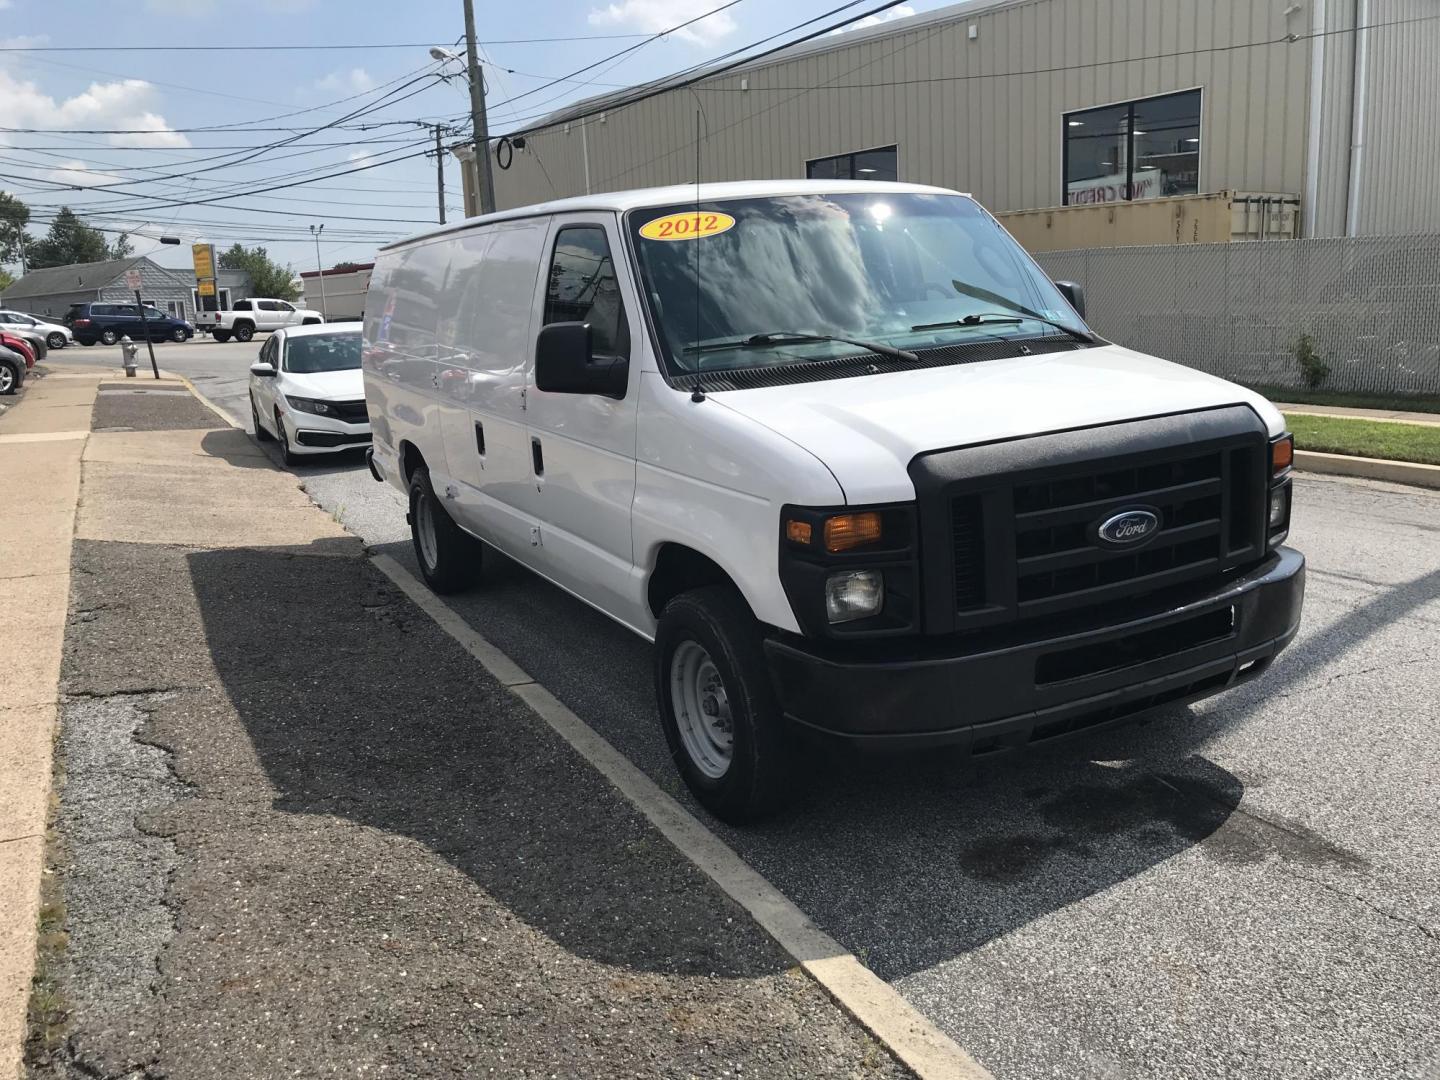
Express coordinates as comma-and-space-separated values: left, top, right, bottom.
785, 519, 813, 545
824, 512, 882, 552
1272, 435, 1293, 473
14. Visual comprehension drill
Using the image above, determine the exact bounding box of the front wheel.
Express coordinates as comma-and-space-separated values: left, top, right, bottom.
251, 394, 273, 441
47, 332, 66, 349
655, 586, 793, 824
171, 327, 189, 342
274, 409, 300, 466
0, 359, 18, 395
99, 329, 119, 346
408, 467, 481, 594
233, 322, 255, 343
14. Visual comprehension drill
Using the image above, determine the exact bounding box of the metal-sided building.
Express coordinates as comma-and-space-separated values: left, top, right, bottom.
462, 0, 1439, 245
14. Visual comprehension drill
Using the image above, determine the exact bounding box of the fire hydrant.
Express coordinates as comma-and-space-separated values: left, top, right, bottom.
121, 336, 138, 377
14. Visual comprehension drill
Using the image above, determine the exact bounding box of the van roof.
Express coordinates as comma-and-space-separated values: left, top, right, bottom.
380, 179, 968, 252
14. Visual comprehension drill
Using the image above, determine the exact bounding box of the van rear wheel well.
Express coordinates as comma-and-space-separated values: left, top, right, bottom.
647, 545, 736, 620
399, 441, 427, 484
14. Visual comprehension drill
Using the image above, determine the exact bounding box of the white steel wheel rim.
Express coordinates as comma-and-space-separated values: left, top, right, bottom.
670, 640, 734, 779
0, 366, 13, 392
415, 492, 439, 570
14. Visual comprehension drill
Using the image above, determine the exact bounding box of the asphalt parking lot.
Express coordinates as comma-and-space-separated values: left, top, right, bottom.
55, 339, 1440, 1079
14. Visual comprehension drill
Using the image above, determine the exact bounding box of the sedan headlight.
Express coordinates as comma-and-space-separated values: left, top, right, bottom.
285, 395, 333, 415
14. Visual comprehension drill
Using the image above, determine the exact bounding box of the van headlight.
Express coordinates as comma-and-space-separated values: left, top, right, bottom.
285, 395, 333, 415
825, 570, 884, 623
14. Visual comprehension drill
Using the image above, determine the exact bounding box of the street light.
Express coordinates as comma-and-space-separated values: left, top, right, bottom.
309, 223, 327, 317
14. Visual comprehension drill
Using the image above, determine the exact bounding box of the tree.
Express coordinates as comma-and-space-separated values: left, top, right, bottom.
110, 232, 134, 259
329, 261, 366, 274
0, 192, 29, 267
27, 207, 110, 269
218, 243, 299, 300
0, 268, 15, 293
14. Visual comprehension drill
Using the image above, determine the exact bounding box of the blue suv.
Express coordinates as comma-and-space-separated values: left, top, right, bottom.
66, 302, 194, 346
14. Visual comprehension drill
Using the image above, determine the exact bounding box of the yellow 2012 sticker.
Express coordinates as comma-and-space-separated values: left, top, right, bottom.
639, 211, 736, 242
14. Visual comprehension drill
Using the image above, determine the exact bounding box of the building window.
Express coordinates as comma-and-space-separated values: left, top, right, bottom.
1063, 90, 1201, 205
806, 145, 898, 182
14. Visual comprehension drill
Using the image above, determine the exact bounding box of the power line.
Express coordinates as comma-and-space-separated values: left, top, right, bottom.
0, 35, 652, 53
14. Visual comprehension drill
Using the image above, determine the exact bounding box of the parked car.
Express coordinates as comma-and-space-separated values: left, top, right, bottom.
248, 324, 368, 465
198, 298, 323, 343
0, 333, 33, 394
0, 323, 47, 362
65, 302, 193, 346
362, 181, 1305, 823
0, 309, 71, 349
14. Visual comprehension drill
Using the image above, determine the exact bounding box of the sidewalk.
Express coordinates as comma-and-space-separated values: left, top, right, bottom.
13, 373, 910, 1077
0, 365, 110, 1080
1275, 401, 1440, 427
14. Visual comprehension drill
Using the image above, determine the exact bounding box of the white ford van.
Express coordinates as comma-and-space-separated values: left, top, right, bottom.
362, 181, 1305, 823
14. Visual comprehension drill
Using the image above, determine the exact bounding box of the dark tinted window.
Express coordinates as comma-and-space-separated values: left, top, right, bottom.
806, 145, 898, 182
234, 299, 252, 311
543, 226, 628, 359
1064, 90, 1200, 204
258, 300, 285, 311
283, 332, 360, 373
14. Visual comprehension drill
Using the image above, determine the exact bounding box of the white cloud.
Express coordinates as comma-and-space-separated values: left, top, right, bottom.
311, 67, 377, 96
588, 0, 737, 46
828, 3, 915, 35
47, 161, 123, 187
0, 1, 16, 10
0, 70, 190, 148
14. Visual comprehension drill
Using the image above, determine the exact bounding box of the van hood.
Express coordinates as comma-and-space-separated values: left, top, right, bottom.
712, 344, 1284, 504
280, 367, 364, 400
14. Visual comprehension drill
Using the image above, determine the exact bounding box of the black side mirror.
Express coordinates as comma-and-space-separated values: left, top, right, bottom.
534, 322, 627, 398
1054, 280, 1086, 320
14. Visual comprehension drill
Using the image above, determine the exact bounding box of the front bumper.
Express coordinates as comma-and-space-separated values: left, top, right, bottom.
280, 408, 371, 454
764, 547, 1305, 751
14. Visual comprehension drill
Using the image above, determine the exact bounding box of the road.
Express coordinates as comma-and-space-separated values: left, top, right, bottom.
54, 338, 1440, 1079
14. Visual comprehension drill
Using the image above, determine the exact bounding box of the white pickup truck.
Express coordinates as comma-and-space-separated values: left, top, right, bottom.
197, 298, 323, 342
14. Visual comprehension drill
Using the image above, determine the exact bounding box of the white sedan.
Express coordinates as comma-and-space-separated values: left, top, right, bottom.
248, 324, 369, 465
0, 309, 71, 349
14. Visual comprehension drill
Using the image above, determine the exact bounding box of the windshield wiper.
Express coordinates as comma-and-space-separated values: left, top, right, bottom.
911, 311, 1098, 344
684, 331, 918, 363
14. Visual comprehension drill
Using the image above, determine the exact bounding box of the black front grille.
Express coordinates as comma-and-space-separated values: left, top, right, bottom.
328, 399, 368, 422
912, 407, 1271, 635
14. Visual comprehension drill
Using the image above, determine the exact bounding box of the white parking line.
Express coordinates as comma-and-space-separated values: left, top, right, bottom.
371, 551, 994, 1080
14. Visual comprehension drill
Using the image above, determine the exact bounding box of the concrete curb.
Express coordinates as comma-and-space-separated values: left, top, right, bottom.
1294, 449, 1440, 490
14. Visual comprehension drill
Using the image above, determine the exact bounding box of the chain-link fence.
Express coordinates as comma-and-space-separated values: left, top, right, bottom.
1035, 235, 1440, 397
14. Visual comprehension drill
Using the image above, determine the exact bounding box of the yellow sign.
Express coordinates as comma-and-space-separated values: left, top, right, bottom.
192, 243, 216, 280
638, 211, 735, 242
197, 279, 216, 297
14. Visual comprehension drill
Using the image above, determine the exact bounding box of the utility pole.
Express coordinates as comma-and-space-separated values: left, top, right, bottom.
462, 0, 495, 215
309, 223, 327, 316
424, 123, 448, 224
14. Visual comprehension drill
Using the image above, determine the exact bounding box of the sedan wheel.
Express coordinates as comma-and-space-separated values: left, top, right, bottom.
171, 326, 188, 342
275, 409, 299, 466
47, 332, 66, 349
251, 394, 273, 442
0, 362, 16, 395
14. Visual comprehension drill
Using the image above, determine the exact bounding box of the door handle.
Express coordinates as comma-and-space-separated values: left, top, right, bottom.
531, 436, 544, 476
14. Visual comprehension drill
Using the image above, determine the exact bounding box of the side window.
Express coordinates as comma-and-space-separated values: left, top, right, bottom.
543, 225, 629, 360
234, 300, 252, 311
258, 300, 282, 312
277, 302, 294, 312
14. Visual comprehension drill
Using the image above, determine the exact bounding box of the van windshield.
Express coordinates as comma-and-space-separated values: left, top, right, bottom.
284, 331, 361, 373
627, 193, 1090, 379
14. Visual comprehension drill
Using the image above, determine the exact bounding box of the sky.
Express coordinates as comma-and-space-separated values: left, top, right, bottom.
0, 0, 946, 277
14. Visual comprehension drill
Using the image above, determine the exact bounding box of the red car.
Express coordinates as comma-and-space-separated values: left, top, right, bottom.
0, 331, 34, 395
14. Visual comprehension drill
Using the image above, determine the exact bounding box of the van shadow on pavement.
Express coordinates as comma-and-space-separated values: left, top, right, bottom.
185, 541, 798, 981
364, 538, 1378, 983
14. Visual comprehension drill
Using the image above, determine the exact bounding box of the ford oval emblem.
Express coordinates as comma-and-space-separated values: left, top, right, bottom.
1095, 507, 1162, 548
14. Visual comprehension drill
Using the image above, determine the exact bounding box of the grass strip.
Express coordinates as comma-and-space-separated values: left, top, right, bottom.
1285, 412, 1440, 466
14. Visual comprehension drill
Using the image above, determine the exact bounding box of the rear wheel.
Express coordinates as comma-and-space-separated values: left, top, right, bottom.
213, 330, 232, 343
0, 359, 18, 395
99, 328, 119, 346
408, 466, 481, 594
233, 322, 255, 343
46, 332, 66, 349
655, 586, 793, 824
